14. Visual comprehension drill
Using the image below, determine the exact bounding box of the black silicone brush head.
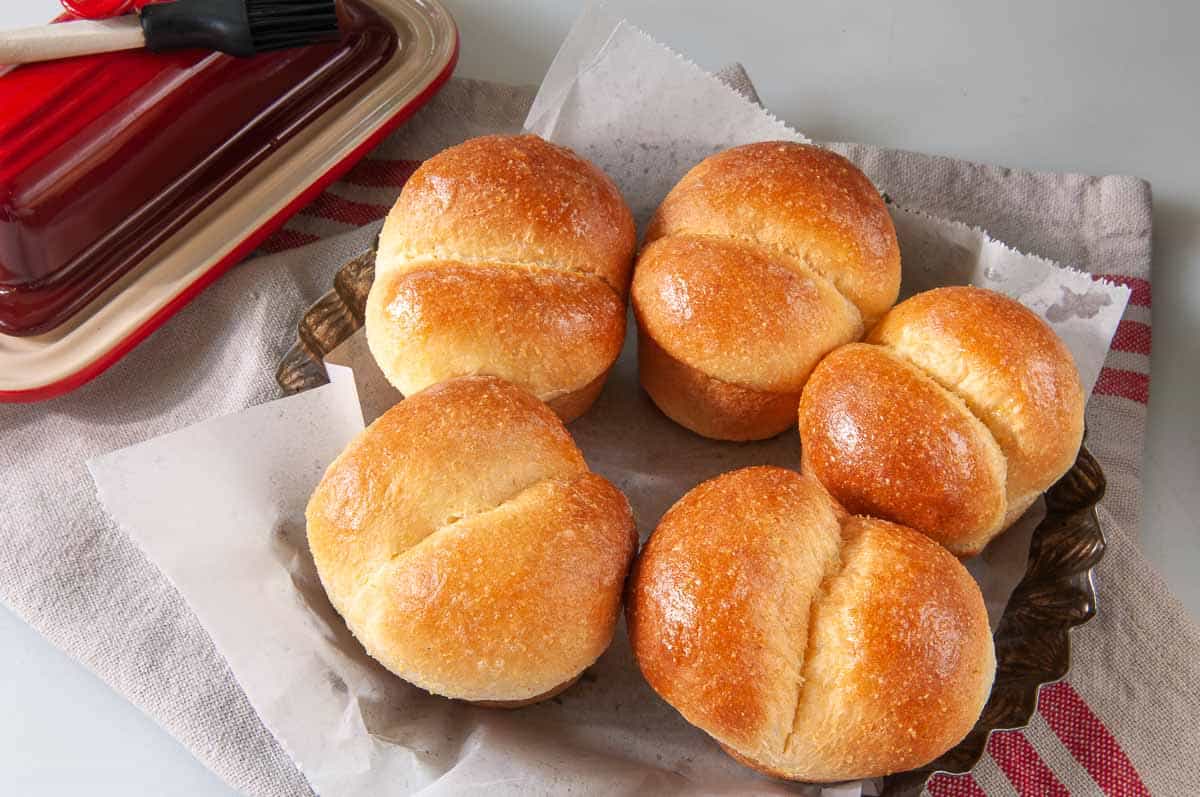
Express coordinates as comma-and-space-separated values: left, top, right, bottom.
247, 0, 340, 52
141, 0, 341, 57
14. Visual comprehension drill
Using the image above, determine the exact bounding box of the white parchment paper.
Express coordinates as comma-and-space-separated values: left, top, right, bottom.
89, 10, 1130, 797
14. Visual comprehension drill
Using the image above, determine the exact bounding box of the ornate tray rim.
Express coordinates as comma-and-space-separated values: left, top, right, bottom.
275, 248, 1107, 795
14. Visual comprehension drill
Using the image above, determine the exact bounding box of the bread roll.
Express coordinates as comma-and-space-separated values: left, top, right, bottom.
799, 286, 1086, 556
306, 376, 637, 704
632, 142, 900, 441
627, 467, 994, 782
367, 135, 636, 422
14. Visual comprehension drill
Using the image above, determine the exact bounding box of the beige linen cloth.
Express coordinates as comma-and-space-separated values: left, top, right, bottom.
0, 74, 1196, 795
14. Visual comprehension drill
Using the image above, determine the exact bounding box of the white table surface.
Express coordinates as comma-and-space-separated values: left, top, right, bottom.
3, 1, 1198, 794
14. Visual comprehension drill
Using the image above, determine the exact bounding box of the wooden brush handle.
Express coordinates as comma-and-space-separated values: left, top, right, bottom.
0, 16, 146, 65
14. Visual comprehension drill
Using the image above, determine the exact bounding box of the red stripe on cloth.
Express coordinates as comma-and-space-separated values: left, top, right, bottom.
1039, 682, 1151, 797
340, 157, 422, 188
987, 730, 1070, 796
1110, 320, 1152, 356
298, 191, 390, 226
1093, 367, 1150, 404
927, 772, 987, 797
1099, 274, 1151, 307
256, 228, 321, 254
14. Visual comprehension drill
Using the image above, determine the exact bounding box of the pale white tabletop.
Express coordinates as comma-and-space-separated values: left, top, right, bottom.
3, 1, 1198, 794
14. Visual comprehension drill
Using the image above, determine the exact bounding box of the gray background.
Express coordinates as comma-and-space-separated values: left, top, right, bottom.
3, 0, 1196, 793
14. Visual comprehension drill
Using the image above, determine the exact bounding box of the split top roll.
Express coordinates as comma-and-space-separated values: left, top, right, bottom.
306, 376, 637, 705
799, 286, 1086, 556
367, 135, 637, 422
632, 141, 901, 441
627, 466, 995, 781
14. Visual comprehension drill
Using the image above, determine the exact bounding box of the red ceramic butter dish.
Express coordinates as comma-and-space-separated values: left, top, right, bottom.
0, 0, 394, 337
0, 0, 457, 401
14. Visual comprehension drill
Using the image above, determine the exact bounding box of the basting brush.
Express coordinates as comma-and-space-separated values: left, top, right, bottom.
0, 0, 341, 65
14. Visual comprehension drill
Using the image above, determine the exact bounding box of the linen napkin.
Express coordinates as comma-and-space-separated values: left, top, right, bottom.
1, 71, 1194, 796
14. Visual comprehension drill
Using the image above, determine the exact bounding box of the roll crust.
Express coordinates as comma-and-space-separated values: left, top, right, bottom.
367, 135, 636, 421
801, 286, 1085, 554
633, 235, 862, 394
644, 142, 900, 323
636, 330, 803, 442
380, 134, 635, 293
868, 286, 1086, 525
634, 142, 899, 440
627, 467, 994, 782
307, 376, 637, 704
799, 344, 1007, 555
368, 264, 626, 405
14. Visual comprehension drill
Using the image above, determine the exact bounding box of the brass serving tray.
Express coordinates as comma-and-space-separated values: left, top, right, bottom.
276, 249, 1106, 795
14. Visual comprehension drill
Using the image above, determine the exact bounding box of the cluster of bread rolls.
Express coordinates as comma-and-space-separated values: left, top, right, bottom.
308, 133, 1086, 783
631, 141, 1084, 555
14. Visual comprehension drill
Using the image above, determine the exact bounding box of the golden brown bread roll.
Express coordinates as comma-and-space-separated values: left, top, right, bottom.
306, 376, 637, 704
632, 142, 901, 441
799, 286, 1085, 556
366, 135, 636, 422
627, 466, 994, 782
